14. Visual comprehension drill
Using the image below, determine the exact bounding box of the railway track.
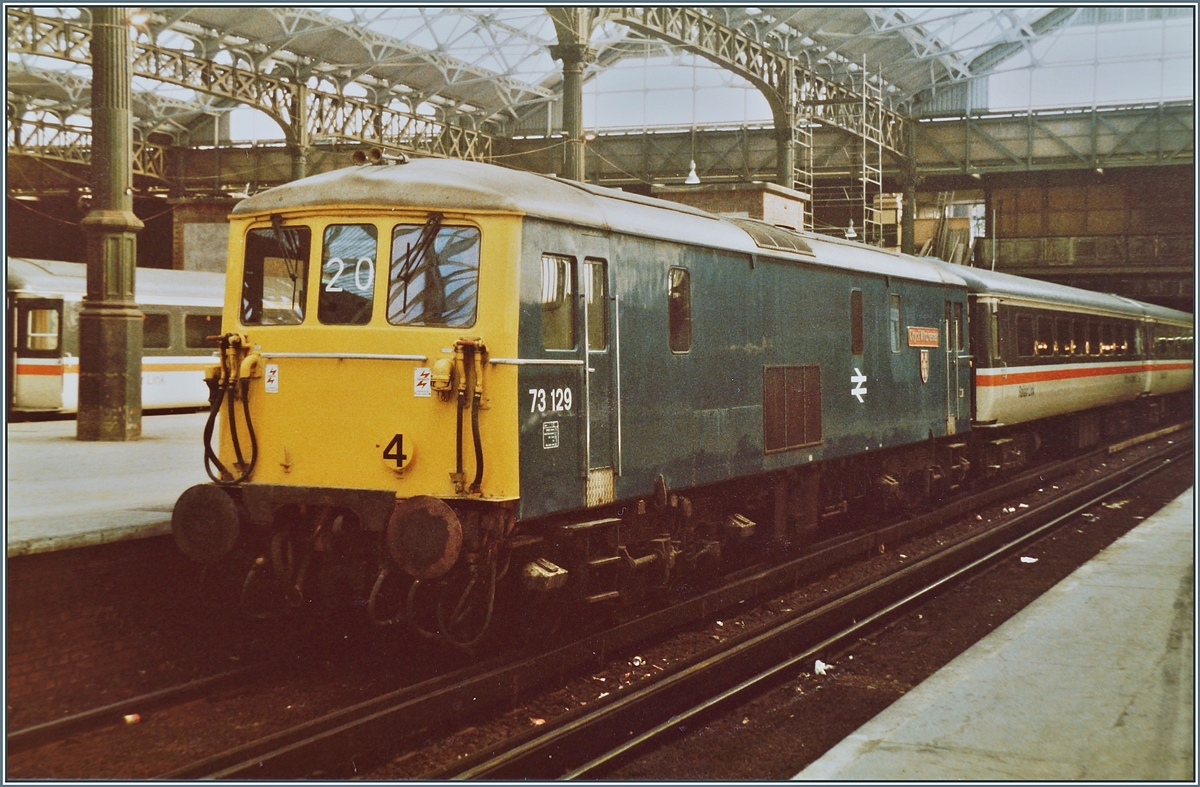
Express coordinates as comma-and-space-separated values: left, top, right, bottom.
8, 422, 1187, 778
152, 424, 1189, 780
435, 433, 1191, 779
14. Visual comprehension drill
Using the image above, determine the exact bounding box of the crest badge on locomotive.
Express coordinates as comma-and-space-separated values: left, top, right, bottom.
920, 349, 930, 383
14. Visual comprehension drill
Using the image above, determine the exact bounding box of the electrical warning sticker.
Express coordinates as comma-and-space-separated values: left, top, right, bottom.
414, 367, 432, 398
264, 363, 279, 393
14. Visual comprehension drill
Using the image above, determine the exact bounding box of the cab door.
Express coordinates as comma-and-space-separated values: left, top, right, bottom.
582, 257, 616, 506
945, 300, 967, 434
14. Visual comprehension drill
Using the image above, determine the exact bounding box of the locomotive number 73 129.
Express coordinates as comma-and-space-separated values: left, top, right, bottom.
529, 387, 573, 413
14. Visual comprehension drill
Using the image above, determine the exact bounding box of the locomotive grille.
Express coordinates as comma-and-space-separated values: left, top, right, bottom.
587, 466, 615, 507
763, 365, 822, 452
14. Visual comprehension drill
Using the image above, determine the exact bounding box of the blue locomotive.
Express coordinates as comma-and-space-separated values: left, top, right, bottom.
170, 156, 1192, 647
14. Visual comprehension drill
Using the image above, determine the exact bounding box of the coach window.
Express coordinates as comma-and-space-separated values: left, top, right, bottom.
540, 254, 575, 350
850, 290, 864, 355
242, 224, 311, 325
1073, 319, 1086, 355
389, 224, 481, 327
584, 259, 608, 350
319, 224, 377, 325
185, 314, 221, 348
889, 293, 903, 353
1088, 320, 1101, 356
668, 267, 692, 353
1016, 314, 1035, 358
26, 308, 60, 351
1054, 317, 1072, 356
143, 313, 170, 349
1100, 322, 1115, 355
1035, 315, 1053, 356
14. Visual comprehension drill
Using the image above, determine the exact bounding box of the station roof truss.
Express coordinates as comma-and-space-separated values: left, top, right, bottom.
6, 5, 1193, 195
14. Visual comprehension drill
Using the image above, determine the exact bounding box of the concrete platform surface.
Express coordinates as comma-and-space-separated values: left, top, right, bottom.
6, 413, 211, 557
796, 488, 1195, 781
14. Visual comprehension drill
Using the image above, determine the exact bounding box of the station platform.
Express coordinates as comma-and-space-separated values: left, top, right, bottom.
796, 487, 1195, 781
6, 413, 210, 557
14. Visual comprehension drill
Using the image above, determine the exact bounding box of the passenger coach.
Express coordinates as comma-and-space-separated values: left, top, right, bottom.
7, 258, 223, 414
945, 262, 1192, 447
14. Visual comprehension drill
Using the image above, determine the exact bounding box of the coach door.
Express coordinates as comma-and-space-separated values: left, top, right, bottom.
581, 253, 617, 506
13, 297, 65, 411
945, 300, 965, 434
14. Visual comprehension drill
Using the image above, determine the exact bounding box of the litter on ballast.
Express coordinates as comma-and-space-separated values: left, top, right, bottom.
530, 718, 546, 726
815, 659, 831, 676
1020, 557, 1038, 564
1018, 503, 1029, 508
124, 714, 141, 725
631, 656, 644, 667
1102, 500, 1129, 510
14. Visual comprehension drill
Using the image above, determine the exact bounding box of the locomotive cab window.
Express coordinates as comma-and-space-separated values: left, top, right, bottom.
541, 254, 575, 350
850, 290, 864, 355
319, 224, 377, 325
242, 224, 311, 325
388, 222, 481, 327
668, 267, 692, 353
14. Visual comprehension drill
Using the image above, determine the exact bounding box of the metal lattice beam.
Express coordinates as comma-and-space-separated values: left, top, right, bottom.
7, 112, 169, 180
7, 8, 496, 160
604, 7, 908, 156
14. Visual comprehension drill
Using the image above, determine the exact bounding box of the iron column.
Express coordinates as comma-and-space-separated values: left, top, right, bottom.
78, 6, 144, 440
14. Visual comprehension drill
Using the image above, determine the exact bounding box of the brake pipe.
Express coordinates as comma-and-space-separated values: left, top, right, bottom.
470, 342, 485, 494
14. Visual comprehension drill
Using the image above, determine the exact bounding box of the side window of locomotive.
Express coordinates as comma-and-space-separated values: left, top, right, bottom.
143, 313, 170, 349
319, 224, 377, 325
952, 302, 964, 352
540, 254, 575, 350
25, 307, 60, 351
850, 289, 864, 355
584, 258, 608, 351
388, 224, 481, 327
1016, 314, 1035, 358
185, 314, 221, 348
668, 267, 692, 354
888, 295, 902, 352
242, 226, 311, 325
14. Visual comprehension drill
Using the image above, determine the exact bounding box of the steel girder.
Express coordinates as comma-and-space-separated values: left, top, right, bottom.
605, 7, 909, 156
7, 113, 168, 181
914, 103, 1194, 175
7, 8, 496, 160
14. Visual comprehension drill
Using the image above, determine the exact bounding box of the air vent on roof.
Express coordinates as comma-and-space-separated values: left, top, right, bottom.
728, 218, 814, 256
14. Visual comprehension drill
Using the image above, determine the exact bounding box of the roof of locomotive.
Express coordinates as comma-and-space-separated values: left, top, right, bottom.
232, 157, 967, 288
7, 257, 225, 307
931, 259, 1193, 323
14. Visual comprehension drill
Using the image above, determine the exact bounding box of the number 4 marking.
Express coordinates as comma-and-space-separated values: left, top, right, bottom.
383, 434, 407, 467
